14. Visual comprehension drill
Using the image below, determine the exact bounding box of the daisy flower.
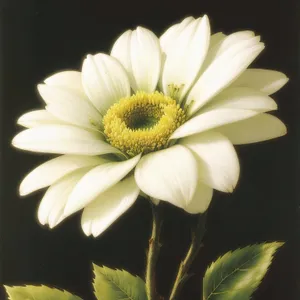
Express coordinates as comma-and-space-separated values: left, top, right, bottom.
12, 15, 288, 237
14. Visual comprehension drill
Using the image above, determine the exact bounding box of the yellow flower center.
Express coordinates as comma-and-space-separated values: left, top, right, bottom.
103, 91, 186, 157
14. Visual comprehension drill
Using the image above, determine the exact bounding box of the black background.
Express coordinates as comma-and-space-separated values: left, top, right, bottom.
1, 0, 300, 299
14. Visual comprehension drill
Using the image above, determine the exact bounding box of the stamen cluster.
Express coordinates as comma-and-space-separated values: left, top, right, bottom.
103, 91, 185, 156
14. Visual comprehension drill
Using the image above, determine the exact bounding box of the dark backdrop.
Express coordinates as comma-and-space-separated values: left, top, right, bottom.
1, 0, 299, 299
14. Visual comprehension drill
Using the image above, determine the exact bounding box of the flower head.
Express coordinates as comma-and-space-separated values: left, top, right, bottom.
12, 16, 288, 237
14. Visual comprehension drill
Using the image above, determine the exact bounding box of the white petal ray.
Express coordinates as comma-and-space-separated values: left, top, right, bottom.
214, 31, 255, 55
184, 182, 213, 214
38, 84, 102, 130
130, 27, 162, 92
46, 103, 102, 131
20, 155, 107, 196
81, 176, 140, 237
111, 27, 161, 93
12, 125, 121, 156
208, 32, 226, 50
159, 16, 195, 55
135, 145, 198, 210
186, 38, 265, 115
201, 31, 254, 72
38, 168, 91, 228
17, 110, 65, 128
230, 68, 289, 95
82, 53, 130, 115
180, 131, 240, 193
171, 108, 259, 140
158, 16, 195, 91
64, 154, 141, 217
110, 30, 135, 89
216, 113, 287, 144
201, 87, 277, 113
162, 16, 210, 101
44, 71, 87, 98
185, 31, 225, 90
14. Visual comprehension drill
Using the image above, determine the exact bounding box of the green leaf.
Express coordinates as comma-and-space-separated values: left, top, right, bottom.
203, 242, 283, 300
4, 285, 82, 300
93, 264, 147, 300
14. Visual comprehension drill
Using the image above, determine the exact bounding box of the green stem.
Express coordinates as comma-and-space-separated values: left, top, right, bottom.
169, 213, 207, 300
146, 203, 163, 300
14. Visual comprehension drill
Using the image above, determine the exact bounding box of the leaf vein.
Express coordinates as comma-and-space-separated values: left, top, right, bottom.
207, 251, 262, 299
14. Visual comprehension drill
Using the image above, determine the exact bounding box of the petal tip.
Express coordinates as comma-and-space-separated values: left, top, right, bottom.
49, 215, 65, 229
136, 26, 150, 34
17, 116, 25, 127
84, 231, 92, 237
39, 221, 47, 227
63, 204, 75, 219
202, 14, 209, 21
92, 230, 101, 238
274, 104, 279, 111
64, 195, 83, 218
48, 222, 55, 229
81, 222, 92, 237
281, 76, 289, 85
222, 183, 236, 193
228, 184, 236, 193
281, 124, 288, 136
37, 213, 47, 226
11, 135, 20, 148
19, 186, 29, 196
37, 83, 45, 92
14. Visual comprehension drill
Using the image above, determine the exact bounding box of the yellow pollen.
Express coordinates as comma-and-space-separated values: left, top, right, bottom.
103, 91, 186, 157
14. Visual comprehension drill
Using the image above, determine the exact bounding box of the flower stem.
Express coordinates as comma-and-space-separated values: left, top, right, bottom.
146, 202, 163, 300
169, 213, 207, 300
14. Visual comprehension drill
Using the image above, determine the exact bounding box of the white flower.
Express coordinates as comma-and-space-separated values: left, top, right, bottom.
12, 16, 288, 237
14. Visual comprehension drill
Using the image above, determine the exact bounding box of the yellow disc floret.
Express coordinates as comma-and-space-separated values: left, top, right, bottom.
103, 91, 186, 157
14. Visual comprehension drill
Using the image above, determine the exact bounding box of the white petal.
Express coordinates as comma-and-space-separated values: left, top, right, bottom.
81, 176, 140, 237
213, 31, 255, 55
162, 16, 210, 101
171, 108, 259, 140
64, 154, 141, 217
135, 145, 198, 210
184, 182, 213, 214
187, 38, 264, 115
82, 53, 130, 114
208, 32, 226, 49
12, 125, 121, 156
38, 168, 90, 228
111, 27, 161, 93
20, 155, 107, 196
201, 87, 277, 113
158, 17, 195, 91
216, 113, 287, 144
180, 131, 240, 193
17, 110, 65, 128
110, 30, 135, 88
159, 16, 195, 55
44, 71, 87, 98
201, 31, 254, 72
230, 68, 289, 95
130, 27, 162, 92
38, 84, 102, 130
46, 103, 102, 131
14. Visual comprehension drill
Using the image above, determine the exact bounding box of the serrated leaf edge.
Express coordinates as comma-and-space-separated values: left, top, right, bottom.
204, 242, 284, 300
93, 264, 145, 300
4, 284, 82, 300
